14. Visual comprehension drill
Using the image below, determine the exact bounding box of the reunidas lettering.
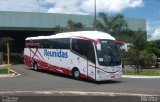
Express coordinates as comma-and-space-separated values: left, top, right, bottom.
44, 49, 68, 58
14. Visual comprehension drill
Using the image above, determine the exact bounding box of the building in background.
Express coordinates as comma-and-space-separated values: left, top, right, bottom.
0, 11, 146, 52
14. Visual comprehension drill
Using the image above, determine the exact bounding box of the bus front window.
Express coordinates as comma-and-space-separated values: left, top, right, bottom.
97, 40, 121, 66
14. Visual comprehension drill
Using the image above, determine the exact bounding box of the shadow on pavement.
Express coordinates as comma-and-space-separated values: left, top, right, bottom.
26, 68, 123, 85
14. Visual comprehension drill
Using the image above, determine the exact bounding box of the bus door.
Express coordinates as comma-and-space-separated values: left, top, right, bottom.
71, 38, 96, 79
86, 42, 96, 80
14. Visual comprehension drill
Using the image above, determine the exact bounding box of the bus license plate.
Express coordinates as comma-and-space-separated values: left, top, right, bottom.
111, 76, 115, 78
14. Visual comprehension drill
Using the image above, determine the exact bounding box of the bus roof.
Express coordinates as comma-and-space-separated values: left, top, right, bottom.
25, 31, 115, 41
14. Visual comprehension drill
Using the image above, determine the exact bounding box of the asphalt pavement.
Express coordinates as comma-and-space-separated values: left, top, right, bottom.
0, 64, 160, 102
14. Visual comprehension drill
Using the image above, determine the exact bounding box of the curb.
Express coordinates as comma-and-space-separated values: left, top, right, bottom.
0, 69, 21, 78
0, 91, 159, 96
122, 75, 160, 79
0, 64, 12, 68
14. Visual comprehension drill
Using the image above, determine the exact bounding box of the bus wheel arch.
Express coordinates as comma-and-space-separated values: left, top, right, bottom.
72, 67, 80, 79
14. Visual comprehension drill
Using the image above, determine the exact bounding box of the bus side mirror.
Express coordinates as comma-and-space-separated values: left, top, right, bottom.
97, 44, 101, 51
118, 45, 128, 52
116, 41, 128, 52
124, 44, 128, 52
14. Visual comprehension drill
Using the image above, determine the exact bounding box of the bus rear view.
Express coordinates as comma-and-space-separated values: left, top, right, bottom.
24, 31, 122, 81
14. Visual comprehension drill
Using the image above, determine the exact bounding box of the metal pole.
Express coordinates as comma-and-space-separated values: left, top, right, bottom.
94, 0, 97, 30
7, 42, 10, 74
37, 0, 40, 12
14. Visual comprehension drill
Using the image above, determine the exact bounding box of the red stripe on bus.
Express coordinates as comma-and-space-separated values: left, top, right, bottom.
74, 36, 100, 44
28, 47, 42, 61
89, 64, 121, 74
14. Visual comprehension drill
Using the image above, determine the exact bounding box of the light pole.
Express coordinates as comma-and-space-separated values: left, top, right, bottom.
94, 0, 97, 30
7, 42, 10, 74
37, 0, 40, 12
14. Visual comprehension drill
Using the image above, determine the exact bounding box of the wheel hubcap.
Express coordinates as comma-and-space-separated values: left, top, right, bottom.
34, 64, 37, 70
75, 71, 79, 77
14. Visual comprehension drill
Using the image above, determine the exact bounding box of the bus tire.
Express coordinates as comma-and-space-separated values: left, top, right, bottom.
33, 62, 38, 71
72, 68, 80, 79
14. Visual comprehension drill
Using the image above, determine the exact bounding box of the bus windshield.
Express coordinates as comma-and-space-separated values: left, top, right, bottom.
97, 39, 121, 66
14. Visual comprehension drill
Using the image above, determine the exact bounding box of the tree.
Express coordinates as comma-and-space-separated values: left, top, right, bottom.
96, 12, 128, 36
131, 30, 147, 50
53, 20, 85, 33
139, 50, 156, 68
53, 25, 65, 34
0, 37, 14, 49
67, 20, 85, 31
67, 20, 75, 30
130, 29, 147, 72
0, 37, 14, 74
147, 40, 160, 68
122, 48, 156, 71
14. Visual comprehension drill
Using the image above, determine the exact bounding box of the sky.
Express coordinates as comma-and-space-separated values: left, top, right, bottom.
0, 0, 159, 40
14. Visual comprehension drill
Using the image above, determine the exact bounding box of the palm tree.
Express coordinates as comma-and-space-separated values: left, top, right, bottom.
131, 29, 147, 72
67, 20, 84, 31
53, 25, 65, 33
67, 20, 75, 30
0, 37, 13, 73
96, 12, 128, 36
0, 37, 13, 47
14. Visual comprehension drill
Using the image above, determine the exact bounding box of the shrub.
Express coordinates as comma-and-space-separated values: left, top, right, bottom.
139, 50, 156, 68
121, 49, 156, 69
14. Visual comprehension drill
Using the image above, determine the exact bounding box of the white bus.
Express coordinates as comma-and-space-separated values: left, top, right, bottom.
24, 31, 122, 81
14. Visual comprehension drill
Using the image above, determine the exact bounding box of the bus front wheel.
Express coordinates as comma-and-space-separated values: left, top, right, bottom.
72, 68, 80, 79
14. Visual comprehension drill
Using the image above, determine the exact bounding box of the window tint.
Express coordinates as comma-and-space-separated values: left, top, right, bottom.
26, 38, 70, 49
71, 39, 95, 63
25, 40, 43, 48
72, 39, 86, 56
47, 38, 70, 49
87, 42, 95, 63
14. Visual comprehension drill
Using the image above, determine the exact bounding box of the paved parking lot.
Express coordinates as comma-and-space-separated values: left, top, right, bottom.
0, 64, 160, 96
1, 64, 160, 102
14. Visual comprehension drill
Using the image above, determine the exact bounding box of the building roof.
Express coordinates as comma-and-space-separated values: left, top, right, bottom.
0, 11, 146, 32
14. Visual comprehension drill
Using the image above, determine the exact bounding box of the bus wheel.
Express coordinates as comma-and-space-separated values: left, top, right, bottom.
72, 68, 80, 79
33, 63, 38, 71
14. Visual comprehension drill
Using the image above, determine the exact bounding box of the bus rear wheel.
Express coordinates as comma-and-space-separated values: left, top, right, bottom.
33, 63, 38, 71
72, 68, 80, 79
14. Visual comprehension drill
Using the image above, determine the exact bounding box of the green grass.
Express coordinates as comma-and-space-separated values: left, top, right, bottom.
0, 68, 8, 74
123, 69, 160, 76
0, 68, 14, 74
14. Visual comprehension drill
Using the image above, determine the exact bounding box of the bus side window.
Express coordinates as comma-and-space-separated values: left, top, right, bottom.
72, 39, 80, 54
87, 42, 95, 63
72, 39, 95, 63
47, 38, 70, 49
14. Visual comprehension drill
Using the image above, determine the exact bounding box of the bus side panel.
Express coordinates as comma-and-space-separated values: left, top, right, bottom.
24, 48, 33, 67
24, 48, 71, 74
87, 62, 96, 81
42, 49, 70, 73
68, 52, 88, 79
24, 54, 33, 67
24, 47, 95, 80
